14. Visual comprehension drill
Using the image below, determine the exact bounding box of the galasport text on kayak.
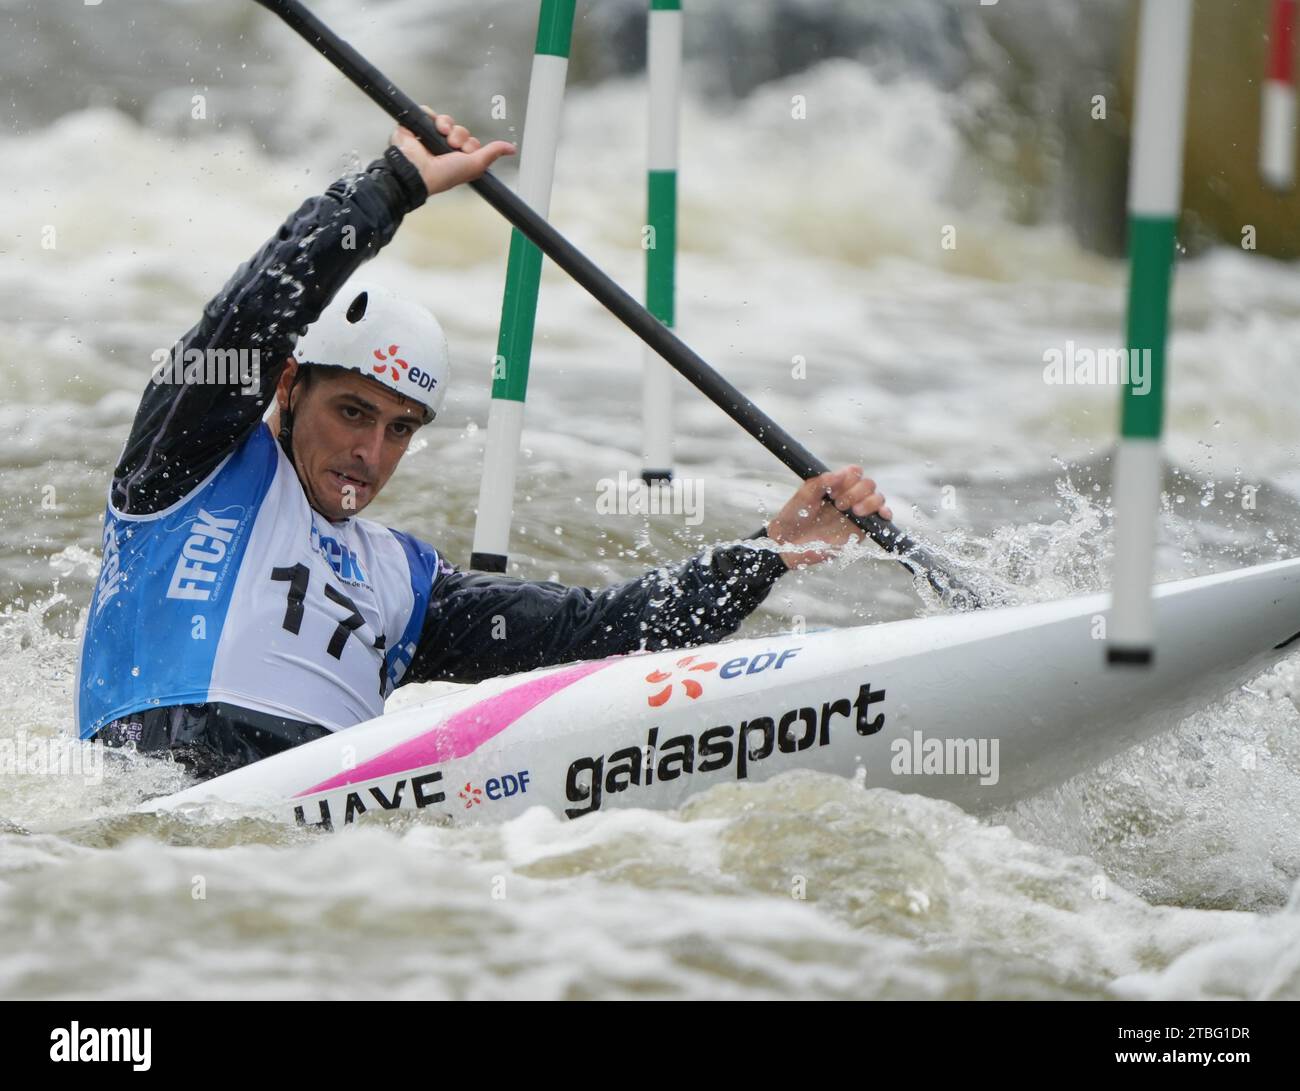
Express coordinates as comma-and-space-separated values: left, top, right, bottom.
563, 677, 887, 818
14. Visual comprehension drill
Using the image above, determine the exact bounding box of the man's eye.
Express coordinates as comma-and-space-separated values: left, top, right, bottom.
341, 406, 361, 420
391, 423, 413, 438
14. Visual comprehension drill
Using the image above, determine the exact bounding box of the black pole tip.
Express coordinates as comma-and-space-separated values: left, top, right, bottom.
470, 552, 508, 573
1106, 646, 1154, 667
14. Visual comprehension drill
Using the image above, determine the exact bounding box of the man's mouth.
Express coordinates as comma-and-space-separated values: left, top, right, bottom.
329, 469, 371, 492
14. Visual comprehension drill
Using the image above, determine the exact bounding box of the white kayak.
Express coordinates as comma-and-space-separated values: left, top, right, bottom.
144, 557, 1300, 827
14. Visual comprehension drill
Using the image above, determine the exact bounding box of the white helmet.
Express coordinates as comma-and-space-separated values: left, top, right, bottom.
292, 282, 449, 422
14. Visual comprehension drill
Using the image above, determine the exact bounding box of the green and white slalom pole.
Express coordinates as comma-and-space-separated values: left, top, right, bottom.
641, 0, 682, 483
1107, 0, 1192, 668
471, 0, 576, 572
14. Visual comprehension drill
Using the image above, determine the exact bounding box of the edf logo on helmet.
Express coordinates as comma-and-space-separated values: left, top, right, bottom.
373, 344, 442, 396
371, 344, 408, 380
408, 368, 440, 394
295, 282, 451, 420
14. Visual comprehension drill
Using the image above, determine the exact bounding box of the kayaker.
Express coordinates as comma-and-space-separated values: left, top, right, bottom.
77, 109, 892, 780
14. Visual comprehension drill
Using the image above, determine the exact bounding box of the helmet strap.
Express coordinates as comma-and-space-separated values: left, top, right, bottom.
277, 367, 306, 465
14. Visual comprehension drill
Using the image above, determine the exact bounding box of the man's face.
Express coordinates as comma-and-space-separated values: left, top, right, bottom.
275, 362, 426, 521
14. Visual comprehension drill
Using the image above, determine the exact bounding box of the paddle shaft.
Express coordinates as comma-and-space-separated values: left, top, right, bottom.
252, 0, 980, 607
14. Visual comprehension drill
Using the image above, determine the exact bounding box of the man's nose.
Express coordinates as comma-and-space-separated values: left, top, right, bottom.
351, 425, 385, 469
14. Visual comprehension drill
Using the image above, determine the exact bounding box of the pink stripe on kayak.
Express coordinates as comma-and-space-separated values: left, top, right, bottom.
296, 658, 619, 797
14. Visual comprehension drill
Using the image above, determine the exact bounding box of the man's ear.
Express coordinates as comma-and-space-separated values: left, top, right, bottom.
275, 357, 299, 412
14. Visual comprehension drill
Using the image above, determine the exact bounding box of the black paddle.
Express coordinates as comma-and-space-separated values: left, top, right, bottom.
251, 0, 984, 610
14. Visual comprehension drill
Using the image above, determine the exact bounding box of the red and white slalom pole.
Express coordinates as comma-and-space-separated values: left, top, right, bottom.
1261, 0, 1296, 191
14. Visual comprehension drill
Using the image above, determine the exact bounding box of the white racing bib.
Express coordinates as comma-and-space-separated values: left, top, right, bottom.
76, 424, 439, 737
